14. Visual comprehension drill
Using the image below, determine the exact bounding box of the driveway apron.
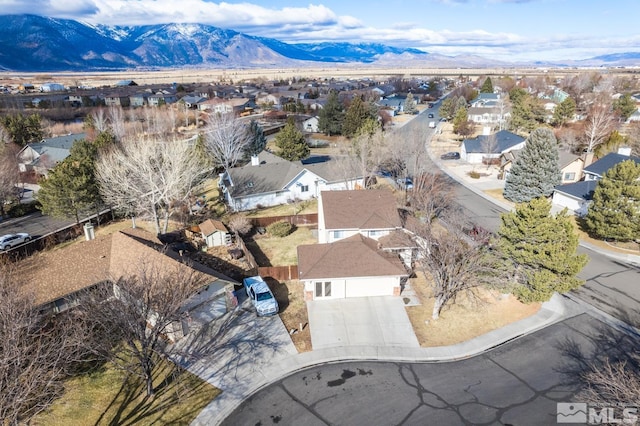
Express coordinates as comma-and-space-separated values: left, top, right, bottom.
307, 296, 419, 349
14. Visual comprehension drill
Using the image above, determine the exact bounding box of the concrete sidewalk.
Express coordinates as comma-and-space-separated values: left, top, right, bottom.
190, 293, 580, 426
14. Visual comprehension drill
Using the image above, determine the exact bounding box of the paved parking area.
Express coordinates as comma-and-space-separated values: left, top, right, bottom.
307, 296, 419, 349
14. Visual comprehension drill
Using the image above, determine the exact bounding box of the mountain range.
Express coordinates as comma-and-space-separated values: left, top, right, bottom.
0, 14, 638, 72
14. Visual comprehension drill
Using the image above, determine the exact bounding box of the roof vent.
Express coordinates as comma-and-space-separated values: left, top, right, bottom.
618, 147, 632, 156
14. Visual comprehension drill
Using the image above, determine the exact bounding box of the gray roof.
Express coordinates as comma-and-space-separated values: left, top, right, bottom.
226, 151, 360, 198
27, 133, 86, 164
554, 180, 598, 201
463, 130, 525, 154
583, 153, 640, 178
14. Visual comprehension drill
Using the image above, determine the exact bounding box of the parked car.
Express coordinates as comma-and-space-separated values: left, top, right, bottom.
428, 113, 434, 118
396, 177, 414, 190
243, 276, 279, 316
440, 152, 461, 160
0, 233, 31, 250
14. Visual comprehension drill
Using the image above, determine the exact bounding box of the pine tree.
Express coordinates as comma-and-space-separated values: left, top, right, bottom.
245, 119, 266, 157
275, 118, 309, 161
613, 93, 637, 122
342, 96, 377, 138
403, 93, 418, 115
318, 90, 344, 136
480, 77, 494, 93
498, 197, 588, 303
503, 127, 561, 202
37, 139, 102, 223
584, 159, 640, 242
551, 97, 576, 127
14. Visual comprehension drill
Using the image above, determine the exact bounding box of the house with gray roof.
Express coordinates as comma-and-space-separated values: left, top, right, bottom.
219, 151, 363, 211
460, 130, 526, 164
17, 133, 86, 177
552, 147, 639, 215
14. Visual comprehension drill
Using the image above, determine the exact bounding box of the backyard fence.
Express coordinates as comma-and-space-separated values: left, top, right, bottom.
250, 213, 318, 228
257, 265, 299, 281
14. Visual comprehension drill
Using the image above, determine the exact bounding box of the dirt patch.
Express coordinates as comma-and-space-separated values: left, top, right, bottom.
405, 272, 541, 347
189, 244, 255, 282
268, 279, 312, 353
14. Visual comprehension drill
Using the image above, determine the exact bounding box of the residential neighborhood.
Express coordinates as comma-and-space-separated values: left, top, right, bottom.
1, 69, 639, 426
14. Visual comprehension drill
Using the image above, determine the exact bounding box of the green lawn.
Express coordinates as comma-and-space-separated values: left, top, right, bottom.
34, 354, 220, 426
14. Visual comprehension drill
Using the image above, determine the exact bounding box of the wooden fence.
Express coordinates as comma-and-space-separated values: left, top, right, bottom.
257, 265, 299, 281
250, 213, 318, 228
235, 232, 258, 274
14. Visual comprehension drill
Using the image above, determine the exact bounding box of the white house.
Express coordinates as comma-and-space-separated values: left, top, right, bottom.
297, 234, 408, 301
219, 150, 363, 212
460, 130, 526, 164
317, 189, 402, 244
302, 116, 319, 133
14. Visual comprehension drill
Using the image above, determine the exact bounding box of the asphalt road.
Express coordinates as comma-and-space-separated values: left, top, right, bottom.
0, 211, 73, 240
223, 314, 634, 426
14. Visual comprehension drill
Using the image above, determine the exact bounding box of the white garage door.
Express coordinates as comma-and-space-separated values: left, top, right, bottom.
345, 277, 395, 298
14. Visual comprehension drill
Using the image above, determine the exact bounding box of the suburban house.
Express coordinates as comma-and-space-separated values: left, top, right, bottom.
198, 97, 253, 115
219, 150, 363, 212
297, 234, 408, 300
17, 133, 86, 177
467, 107, 510, 125
552, 148, 640, 215
199, 218, 231, 248
460, 130, 526, 164
148, 91, 177, 106
317, 189, 402, 244
104, 94, 131, 107
302, 116, 320, 133
500, 150, 584, 184
469, 93, 500, 108
19, 228, 236, 342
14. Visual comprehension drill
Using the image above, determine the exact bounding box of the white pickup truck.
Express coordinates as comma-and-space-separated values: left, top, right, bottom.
243, 276, 279, 316
429, 121, 436, 128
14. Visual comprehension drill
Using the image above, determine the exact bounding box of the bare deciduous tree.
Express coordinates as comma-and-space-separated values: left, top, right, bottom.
0, 264, 90, 425
108, 105, 127, 141
81, 260, 209, 397
95, 136, 207, 234
90, 108, 110, 133
583, 101, 616, 153
580, 355, 640, 406
203, 112, 251, 173
414, 220, 504, 319
408, 172, 454, 223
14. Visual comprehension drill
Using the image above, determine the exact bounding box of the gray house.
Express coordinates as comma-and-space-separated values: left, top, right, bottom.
460, 130, 525, 164
17, 133, 86, 177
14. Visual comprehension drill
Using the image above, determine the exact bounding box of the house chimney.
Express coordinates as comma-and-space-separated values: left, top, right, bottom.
251, 155, 260, 166
617, 146, 632, 157
583, 151, 595, 167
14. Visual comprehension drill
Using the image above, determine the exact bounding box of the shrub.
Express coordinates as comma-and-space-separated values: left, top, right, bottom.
266, 220, 293, 238
468, 171, 481, 179
228, 214, 252, 235
8, 200, 41, 218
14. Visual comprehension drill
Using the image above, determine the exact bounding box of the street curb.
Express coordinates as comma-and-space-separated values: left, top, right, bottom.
191, 293, 576, 426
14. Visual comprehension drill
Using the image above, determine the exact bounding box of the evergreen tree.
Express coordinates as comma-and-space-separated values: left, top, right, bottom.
551, 97, 576, 127
275, 118, 309, 161
403, 93, 418, 115
503, 127, 561, 202
452, 106, 472, 136
480, 77, 494, 93
0, 113, 44, 146
584, 159, 640, 242
342, 96, 377, 138
498, 197, 588, 303
318, 90, 344, 136
438, 97, 456, 120
613, 93, 637, 122
245, 119, 267, 157
37, 139, 102, 223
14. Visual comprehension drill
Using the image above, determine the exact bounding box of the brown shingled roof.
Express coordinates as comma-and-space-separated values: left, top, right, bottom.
198, 219, 228, 236
297, 234, 407, 280
320, 189, 401, 230
378, 229, 417, 250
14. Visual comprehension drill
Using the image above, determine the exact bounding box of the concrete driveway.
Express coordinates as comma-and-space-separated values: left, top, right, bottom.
307, 296, 419, 349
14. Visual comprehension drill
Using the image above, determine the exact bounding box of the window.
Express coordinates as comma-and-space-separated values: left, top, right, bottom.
564, 172, 576, 181
300, 185, 309, 192
332, 230, 344, 239
315, 281, 331, 297
368, 230, 380, 238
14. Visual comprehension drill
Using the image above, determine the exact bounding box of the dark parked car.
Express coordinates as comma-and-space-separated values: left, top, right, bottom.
440, 152, 461, 160
428, 113, 434, 118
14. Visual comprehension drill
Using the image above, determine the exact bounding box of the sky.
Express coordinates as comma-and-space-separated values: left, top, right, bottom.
1, 0, 640, 62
